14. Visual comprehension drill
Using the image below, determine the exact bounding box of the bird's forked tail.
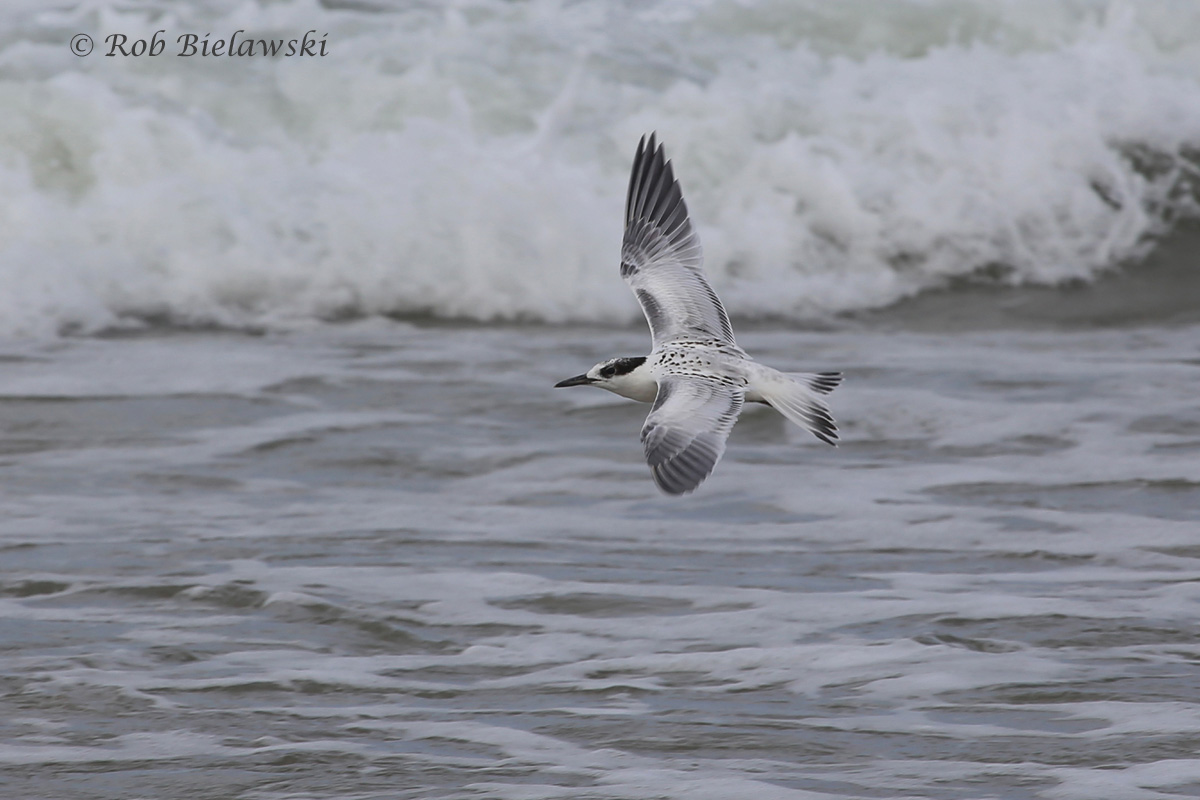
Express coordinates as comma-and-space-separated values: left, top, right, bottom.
755, 371, 842, 446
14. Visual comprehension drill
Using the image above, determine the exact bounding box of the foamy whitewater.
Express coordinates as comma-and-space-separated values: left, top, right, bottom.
2, 2, 1200, 799
2, 0, 1200, 334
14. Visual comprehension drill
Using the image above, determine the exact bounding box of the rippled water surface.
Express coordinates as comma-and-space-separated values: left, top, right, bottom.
2, 320, 1199, 799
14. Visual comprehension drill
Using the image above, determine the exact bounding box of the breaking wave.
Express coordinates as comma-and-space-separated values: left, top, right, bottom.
2, 0, 1199, 335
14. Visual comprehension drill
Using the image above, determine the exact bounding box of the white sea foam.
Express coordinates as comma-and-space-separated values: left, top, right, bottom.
1, 1, 1200, 335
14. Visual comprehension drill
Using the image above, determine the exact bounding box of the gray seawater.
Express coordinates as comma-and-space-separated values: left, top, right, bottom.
2, 306, 1199, 799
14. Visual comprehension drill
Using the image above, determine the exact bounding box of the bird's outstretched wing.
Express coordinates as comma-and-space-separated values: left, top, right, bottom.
622, 133, 735, 349
640, 374, 744, 495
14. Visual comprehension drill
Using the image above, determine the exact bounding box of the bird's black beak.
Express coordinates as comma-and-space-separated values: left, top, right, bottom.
554, 374, 594, 388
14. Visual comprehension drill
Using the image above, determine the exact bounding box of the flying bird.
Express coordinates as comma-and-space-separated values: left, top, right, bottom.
555, 134, 841, 495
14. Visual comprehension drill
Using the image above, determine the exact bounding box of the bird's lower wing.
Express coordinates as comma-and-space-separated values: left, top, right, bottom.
641, 375, 744, 495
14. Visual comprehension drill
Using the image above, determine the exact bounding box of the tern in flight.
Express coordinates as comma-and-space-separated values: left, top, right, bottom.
555, 134, 841, 495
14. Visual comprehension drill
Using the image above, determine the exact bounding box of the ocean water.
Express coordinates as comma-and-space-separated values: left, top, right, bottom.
3, 1, 1200, 798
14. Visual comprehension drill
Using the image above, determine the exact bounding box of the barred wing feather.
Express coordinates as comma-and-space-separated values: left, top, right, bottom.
621, 133, 735, 349
640, 375, 744, 495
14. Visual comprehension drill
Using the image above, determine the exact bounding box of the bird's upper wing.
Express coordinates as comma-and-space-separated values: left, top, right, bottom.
640, 374, 744, 495
621, 133, 735, 349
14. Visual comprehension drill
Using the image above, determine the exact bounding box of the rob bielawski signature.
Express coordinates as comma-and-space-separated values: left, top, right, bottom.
70, 30, 329, 58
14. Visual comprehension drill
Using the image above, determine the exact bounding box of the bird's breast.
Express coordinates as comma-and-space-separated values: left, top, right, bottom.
612, 380, 659, 403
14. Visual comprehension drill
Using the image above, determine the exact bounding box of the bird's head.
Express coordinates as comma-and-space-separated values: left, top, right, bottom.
555, 356, 653, 400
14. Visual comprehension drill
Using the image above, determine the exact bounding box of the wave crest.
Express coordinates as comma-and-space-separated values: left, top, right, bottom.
1, 1, 1199, 335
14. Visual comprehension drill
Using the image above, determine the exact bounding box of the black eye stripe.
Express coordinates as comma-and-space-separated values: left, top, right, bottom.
596, 356, 647, 380
609, 357, 646, 377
